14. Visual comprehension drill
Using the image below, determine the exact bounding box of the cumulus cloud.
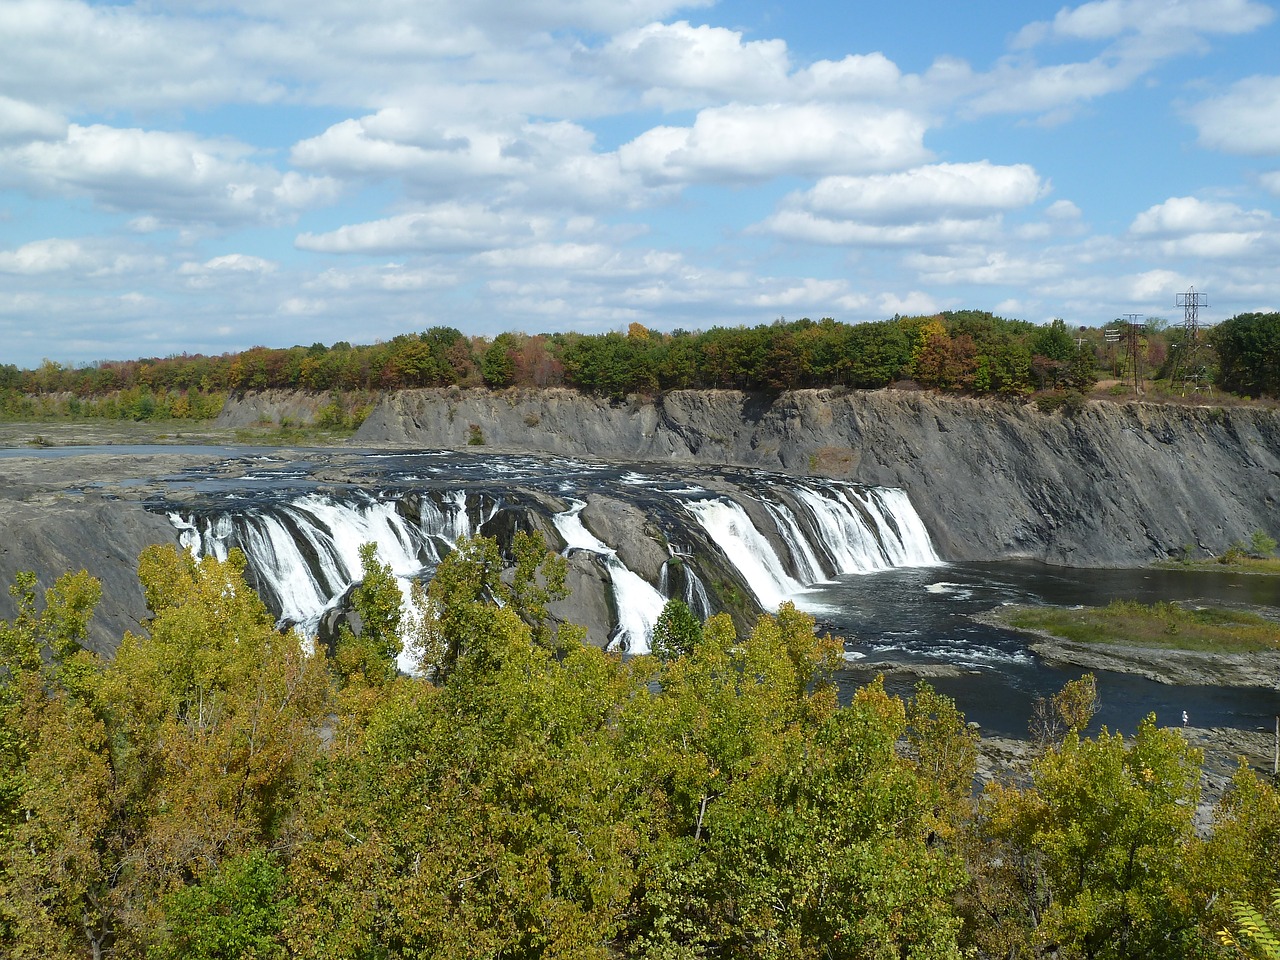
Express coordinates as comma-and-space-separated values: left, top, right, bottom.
760, 162, 1045, 247
599, 21, 790, 106
1186, 76, 1280, 155
619, 103, 929, 183
0, 95, 65, 144
296, 203, 537, 254
0, 237, 161, 277
0, 0, 281, 112
908, 248, 1067, 286
1130, 197, 1277, 259
179, 254, 278, 275
972, 0, 1274, 119
747, 278, 851, 309
1130, 196, 1273, 235
796, 162, 1046, 223
966, 59, 1143, 117
1, 124, 340, 225
1015, 0, 1273, 46
792, 53, 908, 100
764, 211, 1004, 246
305, 263, 459, 292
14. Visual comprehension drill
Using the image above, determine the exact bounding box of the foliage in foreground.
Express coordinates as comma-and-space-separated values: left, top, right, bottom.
2, 539, 1278, 959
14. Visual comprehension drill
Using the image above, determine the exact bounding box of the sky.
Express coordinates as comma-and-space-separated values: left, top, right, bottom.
2, 0, 1279, 370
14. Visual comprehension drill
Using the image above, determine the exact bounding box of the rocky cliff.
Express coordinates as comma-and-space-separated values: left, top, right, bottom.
352, 387, 1280, 567
0, 452, 209, 654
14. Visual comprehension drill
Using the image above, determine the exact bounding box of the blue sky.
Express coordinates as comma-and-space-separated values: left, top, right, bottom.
1, 0, 1278, 369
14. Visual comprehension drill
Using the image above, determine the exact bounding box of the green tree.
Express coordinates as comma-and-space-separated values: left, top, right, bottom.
333, 543, 403, 686
978, 714, 1204, 959
481, 333, 518, 388
153, 851, 292, 960
651, 597, 702, 661
1212, 312, 1280, 397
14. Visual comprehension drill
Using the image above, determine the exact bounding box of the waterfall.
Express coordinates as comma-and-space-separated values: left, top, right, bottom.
684, 498, 806, 612
683, 480, 940, 611
171, 491, 475, 640
164, 456, 940, 660
551, 501, 665, 655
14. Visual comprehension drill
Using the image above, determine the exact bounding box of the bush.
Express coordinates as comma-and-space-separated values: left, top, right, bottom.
1251, 529, 1278, 557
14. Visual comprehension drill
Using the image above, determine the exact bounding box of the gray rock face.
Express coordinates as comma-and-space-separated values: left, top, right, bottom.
213, 389, 327, 428
0, 449, 261, 655
353, 387, 1280, 566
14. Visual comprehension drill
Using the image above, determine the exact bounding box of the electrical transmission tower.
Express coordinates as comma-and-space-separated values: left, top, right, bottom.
1170, 286, 1211, 394
1104, 314, 1147, 395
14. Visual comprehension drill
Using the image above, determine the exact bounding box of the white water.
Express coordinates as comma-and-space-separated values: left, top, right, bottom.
551, 501, 665, 654
684, 498, 807, 612
170, 470, 941, 660
684, 481, 941, 612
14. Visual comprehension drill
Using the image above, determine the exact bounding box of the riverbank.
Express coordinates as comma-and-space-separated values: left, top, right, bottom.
973, 607, 1280, 689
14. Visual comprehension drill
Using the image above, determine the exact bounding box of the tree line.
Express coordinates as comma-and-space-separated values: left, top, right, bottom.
2, 536, 1278, 959
3, 311, 1278, 420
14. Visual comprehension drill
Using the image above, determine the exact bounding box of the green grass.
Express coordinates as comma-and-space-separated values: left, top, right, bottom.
231, 424, 357, 446
1156, 556, 1280, 576
1000, 600, 1280, 653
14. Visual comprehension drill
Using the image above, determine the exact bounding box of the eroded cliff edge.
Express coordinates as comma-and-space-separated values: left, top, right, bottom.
353, 387, 1280, 567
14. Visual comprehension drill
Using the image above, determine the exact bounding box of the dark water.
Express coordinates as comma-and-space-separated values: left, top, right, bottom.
803, 561, 1280, 738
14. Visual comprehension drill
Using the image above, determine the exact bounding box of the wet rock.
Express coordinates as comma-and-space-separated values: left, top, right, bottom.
352, 387, 1280, 568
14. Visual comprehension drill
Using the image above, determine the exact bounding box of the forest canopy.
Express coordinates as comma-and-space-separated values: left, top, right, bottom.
4, 310, 1279, 421
2, 538, 1278, 959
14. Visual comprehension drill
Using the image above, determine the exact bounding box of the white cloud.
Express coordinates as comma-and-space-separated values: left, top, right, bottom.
1261, 170, 1280, 195
296, 204, 538, 253
305, 263, 459, 292
1130, 196, 1273, 236
975, 0, 1274, 119
793, 53, 908, 100
1017, 0, 1273, 46
794, 162, 1046, 223
908, 248, 1067, 286
747, 278, 850, 309
1, 124, 340, 226
179, 254, 278, 275
1046, 199, 1083, 220
0, 0, 281, 113
1186, 76, 1280, 155
1121, 268, 1189, 302
0, 96, 64, 144
763, 210, 1003, 246
0, 238, 161, 277
759, 162, 1044, 248
879, 290, 941, 316
599, 21, 790, 107
619, 103, 929, 183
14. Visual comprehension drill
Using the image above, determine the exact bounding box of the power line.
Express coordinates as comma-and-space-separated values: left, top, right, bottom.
1171, 287, 1211, 394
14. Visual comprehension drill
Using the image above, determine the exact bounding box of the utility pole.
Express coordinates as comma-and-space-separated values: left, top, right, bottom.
1113, 314, 1145, 395
1171, 287, 1211, 395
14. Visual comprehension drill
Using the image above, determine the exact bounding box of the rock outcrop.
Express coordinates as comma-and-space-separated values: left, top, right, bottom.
352, 387, 1280, 567
0, 452, 206, 654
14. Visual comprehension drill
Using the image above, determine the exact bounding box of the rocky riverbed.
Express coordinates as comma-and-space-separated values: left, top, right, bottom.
970, 610, 1280, 690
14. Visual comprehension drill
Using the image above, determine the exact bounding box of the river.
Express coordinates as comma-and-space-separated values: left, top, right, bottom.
805, 561, 1279, 737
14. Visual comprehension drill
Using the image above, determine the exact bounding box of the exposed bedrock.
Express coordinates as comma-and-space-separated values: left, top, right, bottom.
352, 387, 1280, 567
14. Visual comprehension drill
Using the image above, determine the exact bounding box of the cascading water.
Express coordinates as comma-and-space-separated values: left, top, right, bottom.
552, 501, 665, 654
684, 498, 807, 612
163, 451, 941, 658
